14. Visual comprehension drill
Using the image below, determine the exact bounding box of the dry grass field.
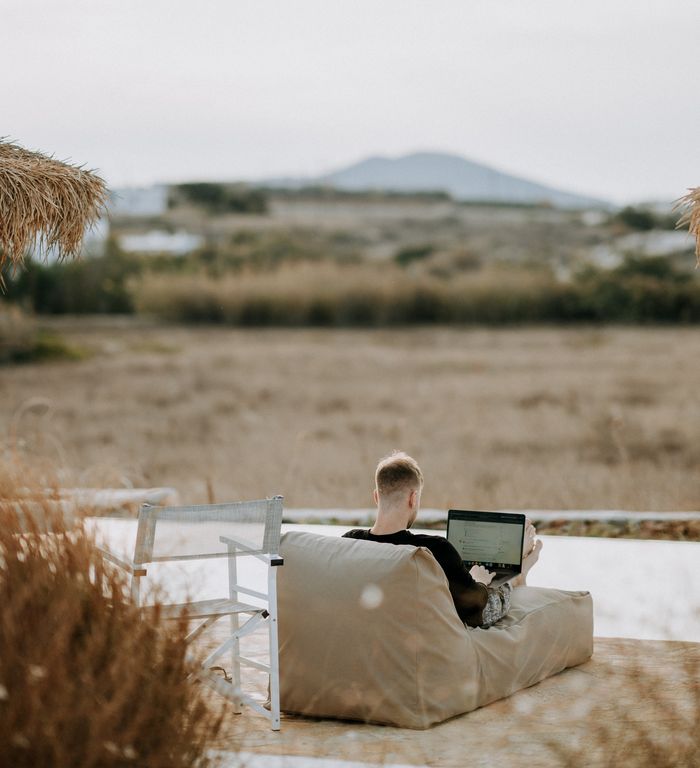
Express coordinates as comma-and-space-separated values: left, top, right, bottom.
1, 319, 699, 511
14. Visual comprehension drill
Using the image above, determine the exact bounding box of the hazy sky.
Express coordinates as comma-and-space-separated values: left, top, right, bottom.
3, 0, 699, 203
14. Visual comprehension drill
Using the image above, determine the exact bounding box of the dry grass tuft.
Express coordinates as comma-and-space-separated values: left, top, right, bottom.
0, 140, 106, 272
0, 459, 224, 768
543, 644, 699, 768
676, 187, 700, 266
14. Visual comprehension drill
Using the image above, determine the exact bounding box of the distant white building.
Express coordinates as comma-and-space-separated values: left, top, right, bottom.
580, 210, 607, 227
82, 216, 111, 256
108, 185, 168, 217
119, 230, 204, 255
588, 230, 693, 269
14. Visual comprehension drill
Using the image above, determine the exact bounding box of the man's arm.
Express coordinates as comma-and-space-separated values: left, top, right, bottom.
430, 540, 498, 627
434, 539, 523, 628
479, 583, 512, 628
466, 563, 513, 627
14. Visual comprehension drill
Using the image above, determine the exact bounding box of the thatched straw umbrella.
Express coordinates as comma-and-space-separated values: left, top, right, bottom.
676, 188, 700, 266
0, 140, 107, 272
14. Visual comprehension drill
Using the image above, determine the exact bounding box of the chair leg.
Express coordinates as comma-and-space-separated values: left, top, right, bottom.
227, 544, 242, 713
268, 566, 281, 731
130, 573, 141, 606
229, 613, 242, 713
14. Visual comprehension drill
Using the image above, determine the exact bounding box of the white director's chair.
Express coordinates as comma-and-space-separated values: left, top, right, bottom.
99, 496, 284, 730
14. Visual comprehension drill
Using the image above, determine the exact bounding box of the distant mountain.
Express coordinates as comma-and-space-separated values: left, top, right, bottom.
266, 151, 609, 209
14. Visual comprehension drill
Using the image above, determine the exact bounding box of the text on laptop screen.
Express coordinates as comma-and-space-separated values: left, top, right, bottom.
449, 519, 522, 566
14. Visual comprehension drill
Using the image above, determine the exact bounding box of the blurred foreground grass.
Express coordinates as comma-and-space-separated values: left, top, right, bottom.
0, 460, 224, 768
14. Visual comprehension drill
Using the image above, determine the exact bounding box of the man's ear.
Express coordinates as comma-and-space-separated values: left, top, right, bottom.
372, 488, 379, 505
409, 489, 417, 509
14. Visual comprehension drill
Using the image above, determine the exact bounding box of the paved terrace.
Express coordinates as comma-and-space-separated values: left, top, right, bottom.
202, 524, 699, 768
209, 636, 699, 768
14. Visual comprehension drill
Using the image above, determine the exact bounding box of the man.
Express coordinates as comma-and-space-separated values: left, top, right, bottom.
343, 451, 543, 628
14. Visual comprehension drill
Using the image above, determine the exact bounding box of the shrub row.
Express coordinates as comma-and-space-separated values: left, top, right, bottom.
3, 240, 140, 314
134, 263, 700, 326
5, 250, 700, 325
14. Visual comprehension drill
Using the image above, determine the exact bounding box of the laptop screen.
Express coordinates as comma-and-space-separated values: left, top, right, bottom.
447, 510, 525, 569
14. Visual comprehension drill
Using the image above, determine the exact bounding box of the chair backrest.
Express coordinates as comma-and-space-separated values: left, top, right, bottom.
132, 496, 283, 566
277, 530, 473, 728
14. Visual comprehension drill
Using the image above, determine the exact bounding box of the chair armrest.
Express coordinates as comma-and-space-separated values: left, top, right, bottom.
97, 545, 148, 577
218, 536, 284, 567
219, 534, 261, 554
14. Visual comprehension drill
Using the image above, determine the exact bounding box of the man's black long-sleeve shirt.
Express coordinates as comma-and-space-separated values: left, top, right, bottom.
342, 528, 501, 628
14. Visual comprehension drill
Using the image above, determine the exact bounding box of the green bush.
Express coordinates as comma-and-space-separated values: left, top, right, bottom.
612, 206, 679, 232
172, 183, 267, 214
394, 244, 434, 267
571, 261, 700, 323
3, 239, 141, 314
614, 254, 689, 282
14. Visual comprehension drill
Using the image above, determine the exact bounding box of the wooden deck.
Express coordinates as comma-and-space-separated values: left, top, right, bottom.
211, 637, 699, 768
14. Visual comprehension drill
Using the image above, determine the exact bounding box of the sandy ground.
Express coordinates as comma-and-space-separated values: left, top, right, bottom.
2, 320, 699, 510
210, 637, 699, 768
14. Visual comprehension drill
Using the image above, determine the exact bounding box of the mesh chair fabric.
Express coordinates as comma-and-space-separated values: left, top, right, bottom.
134, 497, 283, 564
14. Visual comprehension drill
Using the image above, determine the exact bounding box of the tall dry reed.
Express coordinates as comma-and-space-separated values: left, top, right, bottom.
134, 262, 564, 326
0, 460, 224, 768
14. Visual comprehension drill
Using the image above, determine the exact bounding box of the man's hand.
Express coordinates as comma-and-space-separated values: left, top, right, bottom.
469, 564, 495, 585
511, 539, 543, 587
524, 518, 536, 557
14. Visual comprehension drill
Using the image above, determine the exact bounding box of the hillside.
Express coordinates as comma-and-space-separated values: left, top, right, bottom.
267, 151, 609, 209
319, 152, 608, 209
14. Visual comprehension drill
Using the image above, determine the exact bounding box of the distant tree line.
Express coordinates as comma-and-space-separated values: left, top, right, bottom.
3, 240, 700, 324
170, 183, 268, 214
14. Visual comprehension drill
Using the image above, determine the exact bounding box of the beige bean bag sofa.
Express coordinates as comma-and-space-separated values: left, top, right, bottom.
278, 531, 593, 729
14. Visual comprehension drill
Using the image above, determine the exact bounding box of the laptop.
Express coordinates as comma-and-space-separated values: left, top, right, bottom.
446, 510, 526, 587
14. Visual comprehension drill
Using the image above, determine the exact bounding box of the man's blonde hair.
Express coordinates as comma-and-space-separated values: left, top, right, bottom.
375, 451, 424, 497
